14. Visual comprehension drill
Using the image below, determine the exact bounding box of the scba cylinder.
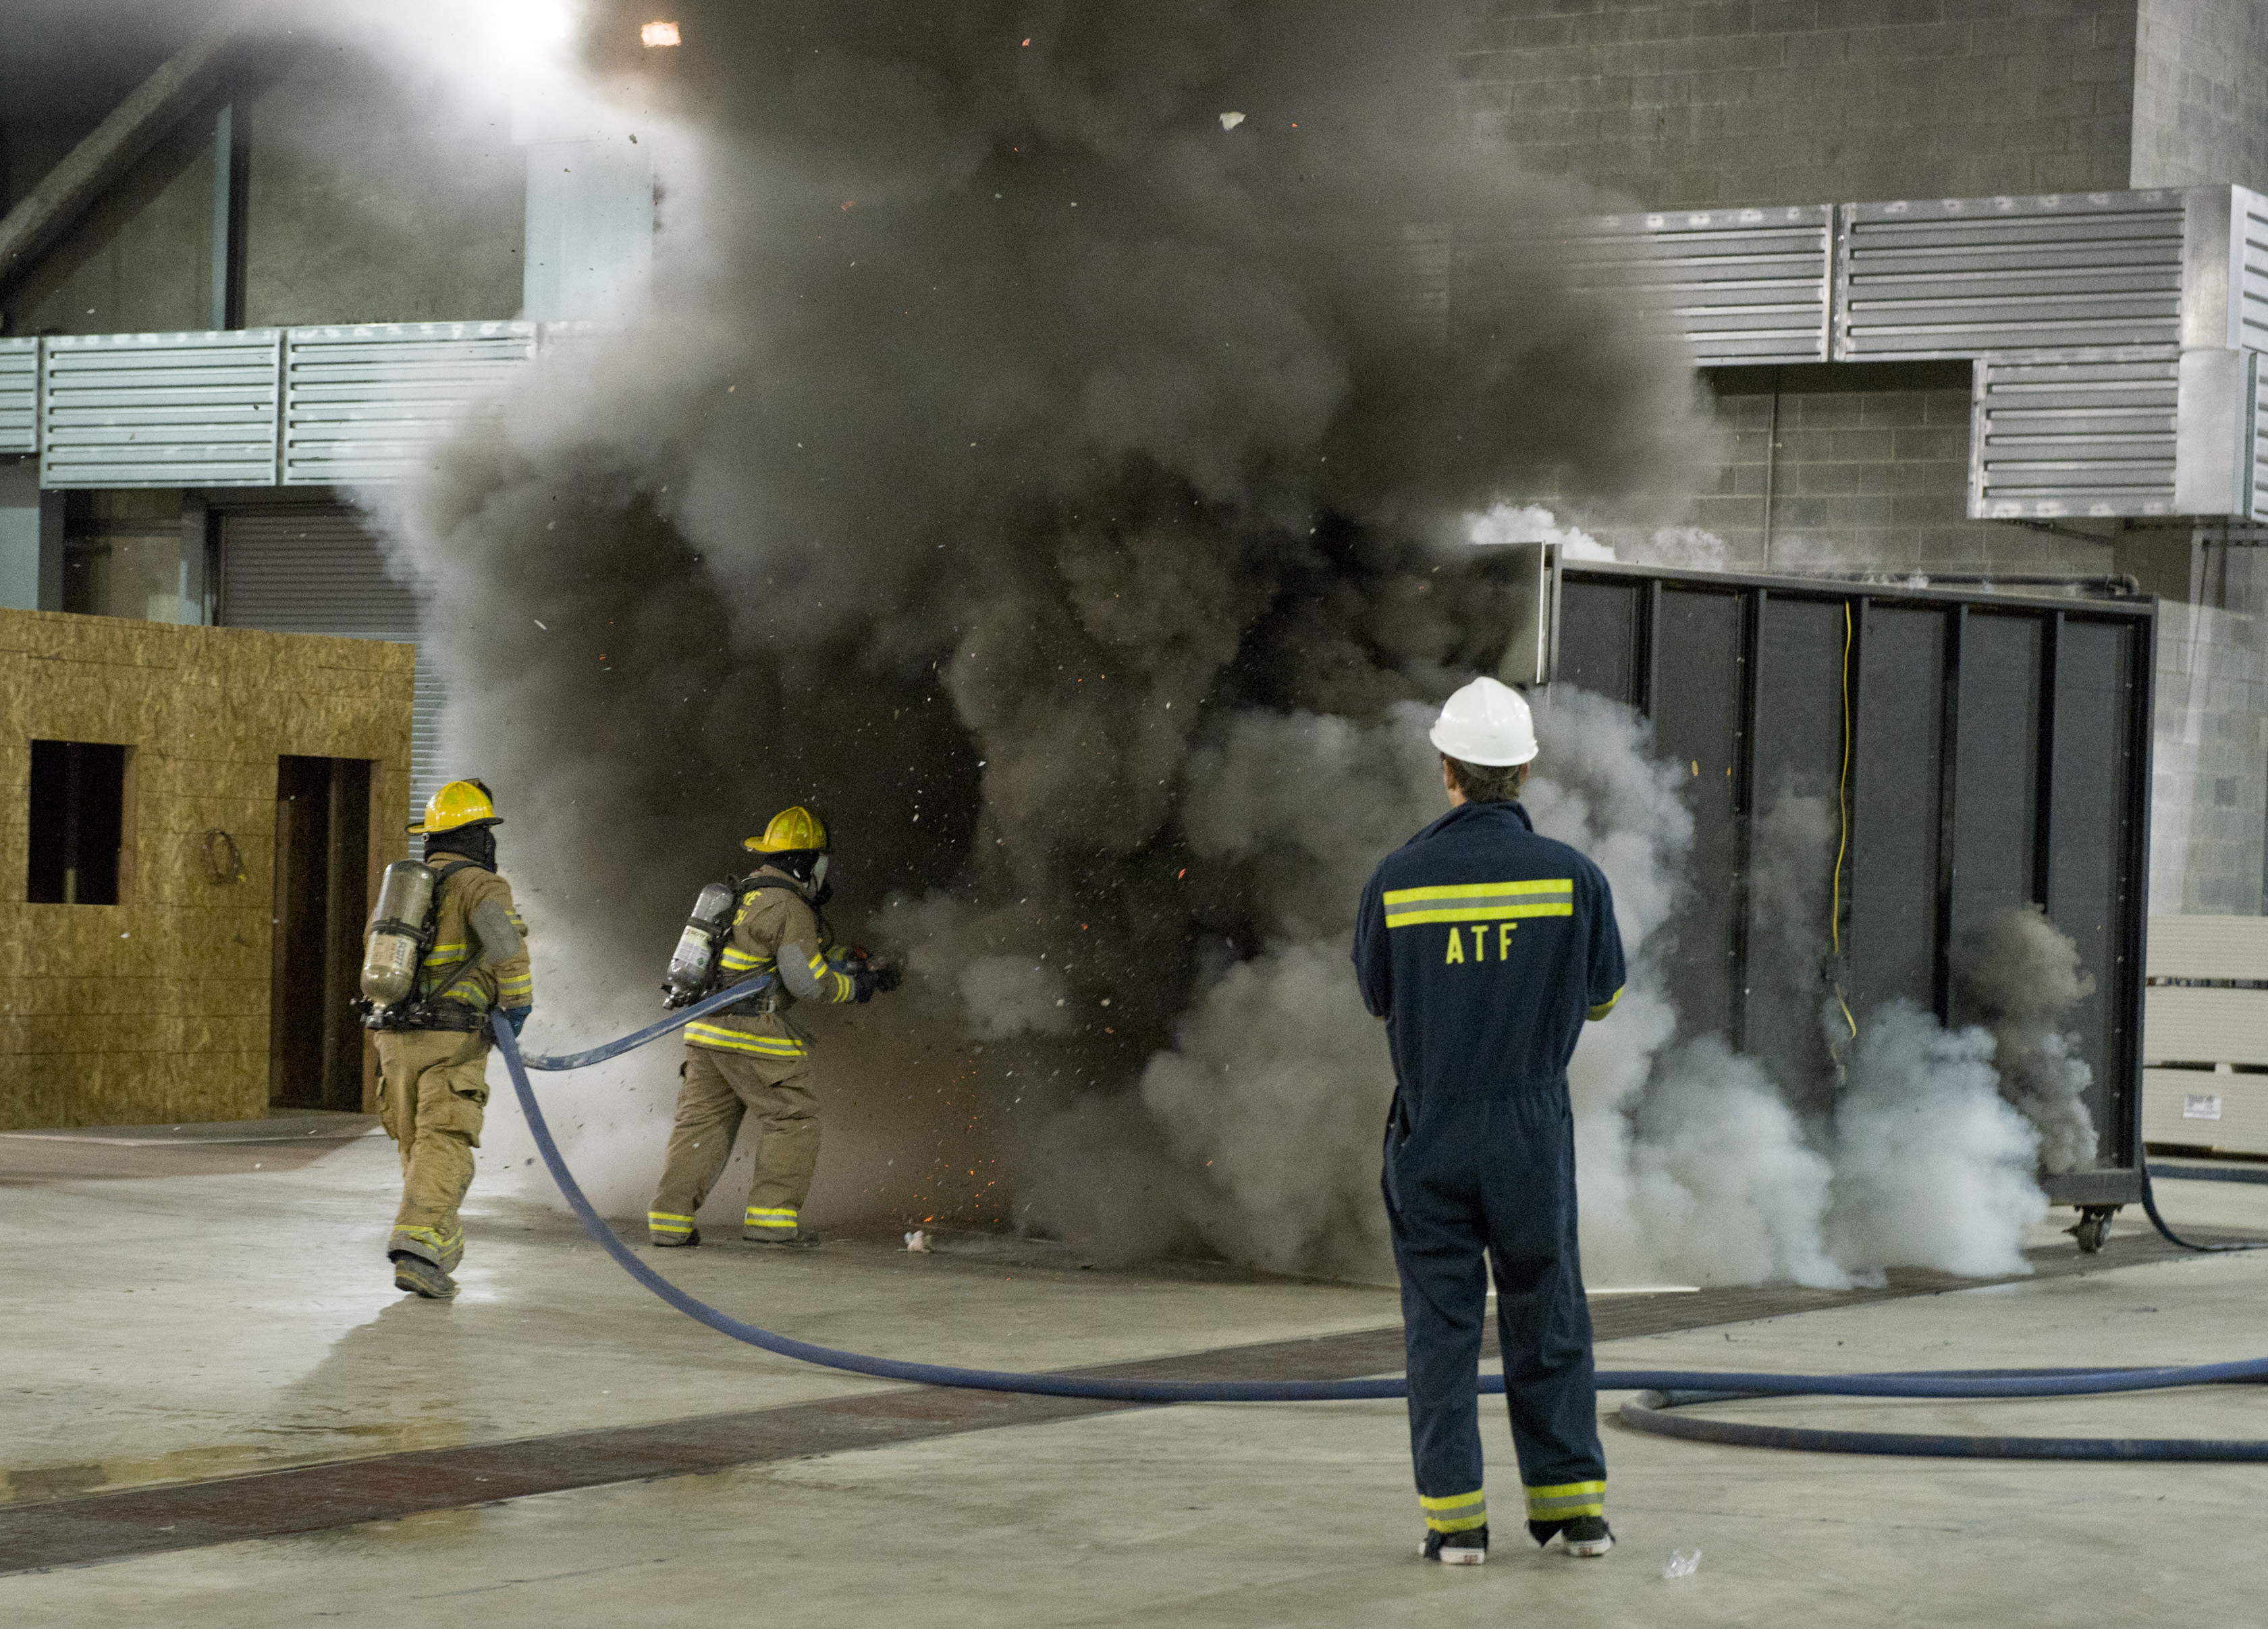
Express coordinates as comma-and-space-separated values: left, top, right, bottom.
360, 860, 437, 1008
663, 881, 738, 1007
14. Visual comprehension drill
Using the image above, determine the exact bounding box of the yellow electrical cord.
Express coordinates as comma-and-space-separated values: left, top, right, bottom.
1829, 603, 1859, 1067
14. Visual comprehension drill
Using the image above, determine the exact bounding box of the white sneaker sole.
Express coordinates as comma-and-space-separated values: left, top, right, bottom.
1565, 1537, 1613, 1558
1421, 1543, 1487, 1566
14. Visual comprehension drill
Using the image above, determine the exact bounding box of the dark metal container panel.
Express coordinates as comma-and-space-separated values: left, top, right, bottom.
1947, 612, 2045, 1017
1555, 577, 1644, 705
2046, 618, 2142, 1166
1550, 562, 2151, 1191
1848, 606, 1947, 1019
1746, 595, 1851, 1093
1646, 588, 1748, 1038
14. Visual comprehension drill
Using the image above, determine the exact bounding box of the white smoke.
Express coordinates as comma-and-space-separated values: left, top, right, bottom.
1466, 503, 1735, 572
1828, 1001, 2045, 1279
1468, 502, 1617, 560
1123, 685, 2061, 1289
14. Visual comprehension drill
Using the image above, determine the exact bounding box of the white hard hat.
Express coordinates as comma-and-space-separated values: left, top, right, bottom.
1429, 675, 1538, 767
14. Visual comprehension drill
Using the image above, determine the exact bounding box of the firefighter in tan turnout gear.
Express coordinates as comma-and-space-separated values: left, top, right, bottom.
365, 780, 534, 1300
648, 806, 898, 1249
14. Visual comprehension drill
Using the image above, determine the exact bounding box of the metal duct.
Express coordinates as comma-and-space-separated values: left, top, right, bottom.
1969, 354, 2180, 518
281, 322, 539, 485
1836, 192, 2186, 360
39, 330, 281, 488
1549, 205, 1833, 365
0, 339, 33, 456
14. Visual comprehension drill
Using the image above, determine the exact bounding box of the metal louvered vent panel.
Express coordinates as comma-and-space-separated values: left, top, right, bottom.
0, 338, 34, 454
217, 507, 448, 811
40, 330, 281, 487
282, 321, 538, 485
2253, 350, 2268, 521
1839, 194, 2187, 360
1553, 205, 1833, 363
1970, 355, 2180, 518
2238, 188, 2268, 356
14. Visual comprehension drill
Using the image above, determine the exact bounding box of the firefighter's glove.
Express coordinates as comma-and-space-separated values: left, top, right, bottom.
871, 959, 904, 994
504, 1005, 533, 1038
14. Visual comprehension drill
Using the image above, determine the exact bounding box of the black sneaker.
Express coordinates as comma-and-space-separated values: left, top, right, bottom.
392, 1253, 458, 1300
1420, 1525, 1488, 1566
1529, 1516, 1613, 1557
651, 1229, 701, 1248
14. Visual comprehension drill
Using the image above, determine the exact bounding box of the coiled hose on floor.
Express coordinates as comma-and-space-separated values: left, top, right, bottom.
495, 1007, 2268, 1459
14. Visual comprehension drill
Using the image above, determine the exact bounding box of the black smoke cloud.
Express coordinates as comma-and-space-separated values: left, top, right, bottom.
385, 1, 1719, 1239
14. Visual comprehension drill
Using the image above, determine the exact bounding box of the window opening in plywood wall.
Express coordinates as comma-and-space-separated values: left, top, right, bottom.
26, 740, 134, 905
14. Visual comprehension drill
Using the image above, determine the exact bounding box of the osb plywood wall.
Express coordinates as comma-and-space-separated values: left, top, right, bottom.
0, 610, 413, 1130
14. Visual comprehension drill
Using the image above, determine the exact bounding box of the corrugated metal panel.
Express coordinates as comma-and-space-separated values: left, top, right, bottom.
1555, 205, 1833, 363
40, 329, 281, 487
217, 507, 448, 812
1968, 354, 2179, 518
2236, 187, 2268, 354
282, 322, 537, 485
0, 338, 35, 454
1837, 192, 2186, 360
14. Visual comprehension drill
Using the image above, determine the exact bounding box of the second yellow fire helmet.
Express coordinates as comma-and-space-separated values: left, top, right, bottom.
410, 778, 501, 835
744, 804, 829, 853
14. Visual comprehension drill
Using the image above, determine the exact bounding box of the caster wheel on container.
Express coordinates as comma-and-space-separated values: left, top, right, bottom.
2066, 1204, 2117, 1254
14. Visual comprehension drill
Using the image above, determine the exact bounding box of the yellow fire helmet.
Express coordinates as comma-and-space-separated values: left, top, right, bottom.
745, 804, 829, 853
410, 778, 502, 835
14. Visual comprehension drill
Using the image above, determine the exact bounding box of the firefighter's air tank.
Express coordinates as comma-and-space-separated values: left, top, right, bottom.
360, 860, 437, 1008
663, 881, 739, 1007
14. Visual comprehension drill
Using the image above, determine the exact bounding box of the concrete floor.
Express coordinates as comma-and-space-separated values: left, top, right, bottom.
1, 1123, 2264, 1626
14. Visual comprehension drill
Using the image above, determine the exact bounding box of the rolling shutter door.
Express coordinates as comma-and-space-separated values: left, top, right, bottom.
216, 507, 448, 813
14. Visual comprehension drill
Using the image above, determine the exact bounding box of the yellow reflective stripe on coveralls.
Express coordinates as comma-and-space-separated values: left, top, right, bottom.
1418, 1489, 1488, 1533
718, 946, 772, 973
1382, 879, 1575, 928
682, 1021, 810, 1058
803, 947, 856, 1003
745, 1205, 799, 1231
1588, 986, 1623, 1020
1523, 1480, 1606, 1521
392, 1223, 464, 1258
647, 1210, 696, 1235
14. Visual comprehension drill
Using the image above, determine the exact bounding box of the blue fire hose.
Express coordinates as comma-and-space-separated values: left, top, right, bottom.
493, 1008, 2268, 1458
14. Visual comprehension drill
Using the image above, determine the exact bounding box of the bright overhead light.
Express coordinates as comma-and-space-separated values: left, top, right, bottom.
641, 20, 680, 47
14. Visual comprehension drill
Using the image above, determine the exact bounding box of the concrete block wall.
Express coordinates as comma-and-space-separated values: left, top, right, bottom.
2151, 595, 2268, 915
2130, 0, 2268, 189
1645, 367, 2117, 575
0, 610, 412, 1130
1461, 0, 2140, 209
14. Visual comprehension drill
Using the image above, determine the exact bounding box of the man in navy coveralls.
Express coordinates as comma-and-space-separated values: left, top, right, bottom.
1353, 675, 1626, 1566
